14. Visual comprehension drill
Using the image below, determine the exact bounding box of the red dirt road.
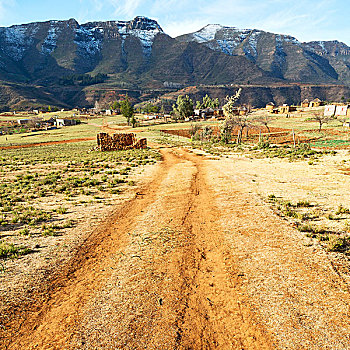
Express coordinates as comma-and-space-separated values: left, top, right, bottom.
1, 147, 350, 349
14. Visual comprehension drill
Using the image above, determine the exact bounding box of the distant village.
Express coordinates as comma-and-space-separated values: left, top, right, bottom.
1, 97, 350, 136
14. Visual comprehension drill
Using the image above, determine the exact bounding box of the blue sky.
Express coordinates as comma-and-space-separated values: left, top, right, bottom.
0, 0, 349, 44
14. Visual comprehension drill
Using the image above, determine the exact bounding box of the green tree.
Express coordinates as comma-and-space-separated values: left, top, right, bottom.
213, 98, 220, 109
111, 101, 121, 110
172, 95, 194, 121
160, 104, 165, 116
143, 103, 159, 114
196, 95, 220, 109
120, 95, 135, 126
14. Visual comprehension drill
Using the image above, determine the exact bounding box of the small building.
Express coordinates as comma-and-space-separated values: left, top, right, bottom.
239, 106, 248, 116
17, 119, 29, 125
309, 98, 322, 107
203, 107, 215, 118
105, 109, 112, 116
214, 108, 224, 118
335, 105, 348, 117
55, 119, 77, 127
343, 121, 350, 128
301, 99, 309, 108
324, 105, 336, 117
265, 102, 275, 111
278, 105, 296, 114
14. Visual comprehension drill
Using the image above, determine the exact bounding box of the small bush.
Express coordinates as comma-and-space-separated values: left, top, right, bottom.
19, 227, 30, 236
336, 205, 350, 215
56, 206, 67, 214
296, 200, 311, 208
326, 235, 348, 252
258, 141, 270, 149
298, 224, 327, 234
0, 242, 31, 259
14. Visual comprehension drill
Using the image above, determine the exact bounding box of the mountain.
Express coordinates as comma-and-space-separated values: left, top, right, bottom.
0, 17, 349, 110
0, 17, 272, 86
177, 25, 350, 85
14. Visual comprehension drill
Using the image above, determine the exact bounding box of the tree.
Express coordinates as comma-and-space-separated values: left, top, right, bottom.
110, 101, 121, 110
256, 113, 275, 134
143, 102, 159, 114
160, 104, 165, 116
172, 95, 194, 121
213, 98, 220, 109
196, 95, 220, 109
311, 112, 331, 132
120, 95, 135, 126
222, 88, 254, 144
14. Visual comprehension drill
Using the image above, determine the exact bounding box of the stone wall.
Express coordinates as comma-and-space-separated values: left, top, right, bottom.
97, 132, 147, 151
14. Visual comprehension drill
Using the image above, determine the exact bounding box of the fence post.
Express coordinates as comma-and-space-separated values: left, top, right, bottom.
292, 129, 296, 148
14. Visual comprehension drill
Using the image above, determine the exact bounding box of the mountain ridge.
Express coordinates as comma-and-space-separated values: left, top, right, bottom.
0, 16, 349, 110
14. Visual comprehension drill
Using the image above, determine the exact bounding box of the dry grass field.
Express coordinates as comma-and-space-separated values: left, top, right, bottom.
1, 108, 350, 349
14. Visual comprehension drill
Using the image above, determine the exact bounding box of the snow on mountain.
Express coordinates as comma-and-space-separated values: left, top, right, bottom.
75, 26, 102, 55
192, 24, 224, 43
182, 25, 305, 58
2, 25, 37, 61
42, 25, 60, 54
116, 17, 163, 56
71, 17, 163, 57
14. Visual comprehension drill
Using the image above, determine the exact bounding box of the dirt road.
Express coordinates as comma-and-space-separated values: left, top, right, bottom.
2, 147, 350, 349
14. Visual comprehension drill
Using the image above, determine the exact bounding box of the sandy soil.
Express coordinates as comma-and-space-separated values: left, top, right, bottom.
1, 146, 350, 349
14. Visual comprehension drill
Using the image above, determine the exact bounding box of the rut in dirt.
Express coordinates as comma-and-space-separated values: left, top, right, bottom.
2, 148, 274, 350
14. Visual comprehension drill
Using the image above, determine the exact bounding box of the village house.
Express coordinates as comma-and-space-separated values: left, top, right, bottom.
17, 119, 29, 125
324, 105, 336, 117
265, 102, 275, 111
278, 105, 297, 114
309, 98, 322, 107
301, 99, 310, 108
55, 119, 77, 127
335, 105, 348, 117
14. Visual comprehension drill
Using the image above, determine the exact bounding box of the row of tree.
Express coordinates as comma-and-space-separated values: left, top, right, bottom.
59, 73, 107, 86
172, 94, 221, 121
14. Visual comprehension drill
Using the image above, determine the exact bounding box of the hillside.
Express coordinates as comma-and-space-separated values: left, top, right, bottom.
177, 25, 350, 85
0, 17, 350, 109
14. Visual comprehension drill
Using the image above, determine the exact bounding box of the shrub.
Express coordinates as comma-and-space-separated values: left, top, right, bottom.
258, 141, 270, 149
0, 242, 31, 259
326, 235, 348, 252
296, 200, 311, 208
56, 206, 67, 214
336, 205, 350, 215
19, 227, 30, 236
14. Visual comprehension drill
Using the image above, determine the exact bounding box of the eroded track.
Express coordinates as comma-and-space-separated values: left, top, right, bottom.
1, 148, 273, 349
3, 147, 350, 349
